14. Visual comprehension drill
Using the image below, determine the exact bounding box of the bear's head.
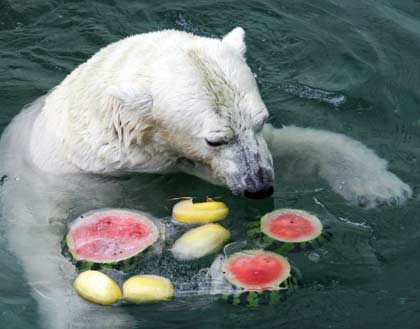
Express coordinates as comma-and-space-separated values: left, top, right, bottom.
108, 28, 274, 198
151, 28, 274, 198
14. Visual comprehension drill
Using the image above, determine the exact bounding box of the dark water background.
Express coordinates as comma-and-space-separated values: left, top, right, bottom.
1, 0, 420, 328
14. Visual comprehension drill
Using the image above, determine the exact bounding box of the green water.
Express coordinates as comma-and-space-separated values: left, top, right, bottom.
1, 0, 420, 328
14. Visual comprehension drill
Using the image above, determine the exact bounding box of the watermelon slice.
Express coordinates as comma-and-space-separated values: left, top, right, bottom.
63, 209, 159, 270
209, 252, 299, 306
222, 250, 291, 290
247, 209, 332, 253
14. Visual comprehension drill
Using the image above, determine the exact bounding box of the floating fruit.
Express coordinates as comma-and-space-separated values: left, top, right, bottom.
64, 209, 159, 270
222, 250, 291, 291
172, 198, 228, 224
123, 275, 174, 303
208, 251, 299, 306
171, 223, 230, 260
73, 270, 122, 305
248, 209, 332, 253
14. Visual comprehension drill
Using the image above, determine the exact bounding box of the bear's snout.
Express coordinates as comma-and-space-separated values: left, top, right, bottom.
241, 166, 274, 199
244, 185, 274, 199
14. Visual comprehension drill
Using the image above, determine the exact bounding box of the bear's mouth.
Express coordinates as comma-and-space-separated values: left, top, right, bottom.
176, 158, 274, 199
176, 157, 225, 186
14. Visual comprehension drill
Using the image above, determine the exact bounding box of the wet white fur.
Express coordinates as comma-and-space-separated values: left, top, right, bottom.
0, 101, 135, 328
30, 28, 269, 178
0, 28, 412, 329
263, 124, 412, 208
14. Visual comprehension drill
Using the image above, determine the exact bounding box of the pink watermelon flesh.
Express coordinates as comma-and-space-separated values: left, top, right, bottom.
269, 214, 314, 240
67, 210, 158, 262
224, 251, 290, 290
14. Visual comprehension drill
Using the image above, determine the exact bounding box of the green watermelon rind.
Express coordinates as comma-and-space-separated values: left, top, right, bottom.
63, 208, 159, 271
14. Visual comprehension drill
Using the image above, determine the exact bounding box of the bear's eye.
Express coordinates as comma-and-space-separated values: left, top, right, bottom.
205, 138, 227, 147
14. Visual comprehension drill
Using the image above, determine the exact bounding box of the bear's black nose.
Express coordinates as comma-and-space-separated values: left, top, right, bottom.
244, 185, 274, 199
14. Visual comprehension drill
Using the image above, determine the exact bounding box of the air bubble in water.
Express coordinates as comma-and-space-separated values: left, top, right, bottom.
308, 252, 320, 263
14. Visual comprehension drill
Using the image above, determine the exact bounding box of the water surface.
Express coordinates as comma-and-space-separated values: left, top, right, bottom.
1, 1, 420, 328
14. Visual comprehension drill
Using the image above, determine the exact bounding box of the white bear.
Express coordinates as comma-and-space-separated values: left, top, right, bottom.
28, 27, 411, 205
0, 27, 412, 329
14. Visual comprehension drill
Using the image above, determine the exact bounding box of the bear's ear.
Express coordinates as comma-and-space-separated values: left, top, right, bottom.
222, 27, 246, 57
106, 83, 153, 115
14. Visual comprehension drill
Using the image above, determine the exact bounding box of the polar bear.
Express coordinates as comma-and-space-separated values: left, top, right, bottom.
0, 27, 411, 329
